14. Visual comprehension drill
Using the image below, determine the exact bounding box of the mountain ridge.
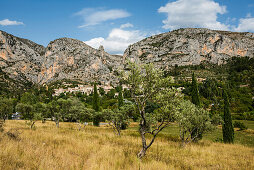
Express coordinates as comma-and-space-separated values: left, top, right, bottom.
124, 28, 254, 68
0, 28, 254, 88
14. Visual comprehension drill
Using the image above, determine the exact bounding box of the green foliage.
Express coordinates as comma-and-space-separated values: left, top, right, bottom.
57, 98, 72, 121
210, 113, 223, 126
222, 90, 234, 143
34, 102, 47, 122
175, 100, 214, 145
68, 98, 94, 122
16, 103, 40, 129
46, 97, 94, 127
103, 106, 130, 136
16, 103, 34, 120
47, 100, 61, 127
20, 92, 38, 105
233, 111, 254, 121
92, 112, 104, 126
123, 88, 131, 98
118, 86, 124, 108
124, 61, 179, 158
233, 121, 248, 131
106, 89, 116, 99
98, 87, 105, 96
199, 78, 221, 100
92, 83, 100, 112
190, 73, 202, 141
0, 98, 13, 121
191, 73, 201, 107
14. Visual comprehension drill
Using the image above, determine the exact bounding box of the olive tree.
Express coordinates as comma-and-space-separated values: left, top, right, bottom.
175, 100, 213, 147
34, 102, 48, 123
0, 98, 13, 122
16, 103, 41, 129
47, 100, 61, 128
68, 98, 94, 130
124, 62, 179, 158
103, 105, 132, 136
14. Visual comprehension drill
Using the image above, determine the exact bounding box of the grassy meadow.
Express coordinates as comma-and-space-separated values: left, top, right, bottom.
0, 120, 254, 170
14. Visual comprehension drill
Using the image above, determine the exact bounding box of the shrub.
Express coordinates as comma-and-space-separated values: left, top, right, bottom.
233, 121, 248, 131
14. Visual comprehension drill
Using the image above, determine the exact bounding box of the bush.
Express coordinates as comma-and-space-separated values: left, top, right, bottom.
232, 111, 254, 121
233, 121, 248, 131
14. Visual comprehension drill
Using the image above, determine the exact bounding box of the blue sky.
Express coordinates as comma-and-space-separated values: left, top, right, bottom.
1, 0, 254, 54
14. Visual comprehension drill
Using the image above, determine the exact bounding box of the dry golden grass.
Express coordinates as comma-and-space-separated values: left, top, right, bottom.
0, 120, 253, 170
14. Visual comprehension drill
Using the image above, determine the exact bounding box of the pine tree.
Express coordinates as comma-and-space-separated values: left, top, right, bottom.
118, 86, 124, 108
222, 89, 234, 143
92, 82, 100, 112
191, 72, 201, 106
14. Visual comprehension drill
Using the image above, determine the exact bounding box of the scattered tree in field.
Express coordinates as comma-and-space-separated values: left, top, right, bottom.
124, 62, 179, 158
69, 98, 93, 130
92, 82, 100, 112
103, 104, 132, 136
0, 98, 13, 122
34, 102, 47, 123
76, 107, 94, 130
16, 103, 40, 129
103, 109, 124, 136
176, 100, 213, 146
47, 101, 60, 127
222, 89, 234, 143
57, 98, 72, 122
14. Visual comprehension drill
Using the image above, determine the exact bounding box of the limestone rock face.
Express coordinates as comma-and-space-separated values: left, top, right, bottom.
0, 30, 45, 83
124, 28, 254, 68
38, 38, 123, 84
1, 28, 254, 87
0, 31, 123, 85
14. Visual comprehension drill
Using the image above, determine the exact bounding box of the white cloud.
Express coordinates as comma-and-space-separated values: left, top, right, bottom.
120, 23, 133, 29
85, 26, 146, 54
75, 8, 131, 28
234, 17, 254, 32
158, 0, 229, 30
0, 19, 24, 26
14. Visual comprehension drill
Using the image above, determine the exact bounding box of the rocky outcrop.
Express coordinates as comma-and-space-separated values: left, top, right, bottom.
1, 28, 254, 87
0, 30, 45, 83
38, 38, 123, 84
0, 31, 123, 85
124, 28, 254, 69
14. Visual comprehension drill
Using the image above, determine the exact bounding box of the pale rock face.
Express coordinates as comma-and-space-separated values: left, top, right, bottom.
0, 30, 45, 83
38, 38, 124, 84
0, 28, 253, 86
124, 28, 254, 68
0, 31, 124, 85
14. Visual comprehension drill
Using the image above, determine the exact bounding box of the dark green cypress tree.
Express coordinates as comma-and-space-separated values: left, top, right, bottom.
118, 86, 124, 108
222, 89, 234, 143
92, 82, 100, 112
191, 72, 202, 141
191, 72, 201, 107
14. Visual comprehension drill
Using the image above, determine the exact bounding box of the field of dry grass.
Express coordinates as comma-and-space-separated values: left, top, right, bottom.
0, 120, 253, 170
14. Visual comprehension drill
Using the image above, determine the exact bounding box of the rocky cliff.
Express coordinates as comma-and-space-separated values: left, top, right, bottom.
0, 28, 254, 87
0, 30, 123, 86
0, 30, 45, 83
38, 38, 123, 84
124, 28, 254, 69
